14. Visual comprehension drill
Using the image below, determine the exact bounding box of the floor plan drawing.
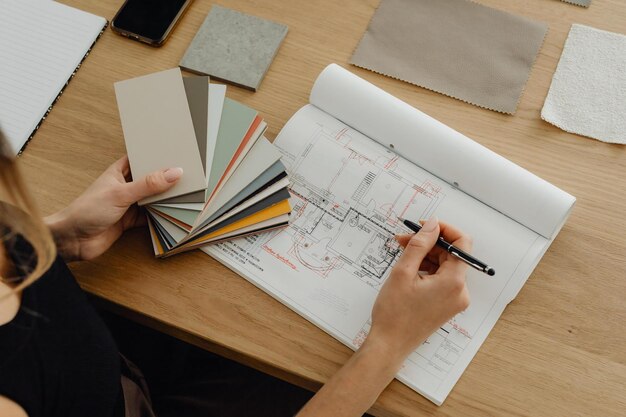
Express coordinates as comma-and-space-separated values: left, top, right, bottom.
205, 66, 573, 404
206, 117, 481, 396
256, 123, 445, 287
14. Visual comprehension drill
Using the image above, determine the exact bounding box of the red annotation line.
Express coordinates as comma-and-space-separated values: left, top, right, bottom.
335, 127, 348, 141
384, 155, 398, 169
399, 187, 420, 220
450, 321, 471, 339
262, 245, 297, 270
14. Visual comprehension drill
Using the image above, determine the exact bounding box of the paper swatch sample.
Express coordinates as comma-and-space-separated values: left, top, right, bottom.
350, 0, 548, 114
206, 84, 227, 180
160, 76, 210, 204
541, 25, 625, 144
180, 5, 288, 91
205, 98, 259, 199
198, 137, 283, 226
114, 68, 206, 205
183, 76, 209, 171
114, 69, 291, 254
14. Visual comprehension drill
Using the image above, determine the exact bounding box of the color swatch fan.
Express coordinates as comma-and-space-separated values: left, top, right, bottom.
114, 68, 291, 257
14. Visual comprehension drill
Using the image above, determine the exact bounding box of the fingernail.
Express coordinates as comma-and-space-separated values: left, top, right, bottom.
421, 216, 438, 232
164, 167, 183, 183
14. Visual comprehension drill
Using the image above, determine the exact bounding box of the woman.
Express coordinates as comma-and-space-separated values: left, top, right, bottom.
0, 128, 470, 417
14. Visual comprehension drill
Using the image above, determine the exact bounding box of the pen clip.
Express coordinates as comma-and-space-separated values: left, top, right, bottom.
450, 251, 485, 273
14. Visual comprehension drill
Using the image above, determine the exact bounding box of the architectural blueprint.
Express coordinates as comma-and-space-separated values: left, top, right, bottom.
204, 104, 554, 404
268, 120, 443, 285
203, 64, 576, 405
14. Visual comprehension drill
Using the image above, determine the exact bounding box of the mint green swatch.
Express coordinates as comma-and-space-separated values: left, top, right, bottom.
206, 98, 257, 199
155, 206, 200, 226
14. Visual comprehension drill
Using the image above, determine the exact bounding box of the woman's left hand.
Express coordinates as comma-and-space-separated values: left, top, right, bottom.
45, 156, 182, 261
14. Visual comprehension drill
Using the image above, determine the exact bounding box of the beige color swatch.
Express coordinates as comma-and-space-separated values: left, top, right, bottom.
350, 0, 548, 114
114, 68, 206, 205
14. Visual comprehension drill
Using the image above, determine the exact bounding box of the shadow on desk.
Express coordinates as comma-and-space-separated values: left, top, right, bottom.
100, 310, 314, 417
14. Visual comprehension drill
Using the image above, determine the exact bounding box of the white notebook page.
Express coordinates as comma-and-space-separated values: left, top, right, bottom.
0, 0, 106, 155
310, 64, 575, 238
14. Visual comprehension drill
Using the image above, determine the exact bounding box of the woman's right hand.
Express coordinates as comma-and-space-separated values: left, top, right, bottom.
367, 216, 472, 361
297, 217, 472, 417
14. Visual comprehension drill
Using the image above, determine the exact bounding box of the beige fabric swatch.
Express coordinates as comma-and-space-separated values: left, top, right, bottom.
350, 0, 548, 114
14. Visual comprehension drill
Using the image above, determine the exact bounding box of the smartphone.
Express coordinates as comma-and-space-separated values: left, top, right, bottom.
111, 0, 193, 46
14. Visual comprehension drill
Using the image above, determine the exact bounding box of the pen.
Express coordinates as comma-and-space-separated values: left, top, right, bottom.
399, 218, 495, 276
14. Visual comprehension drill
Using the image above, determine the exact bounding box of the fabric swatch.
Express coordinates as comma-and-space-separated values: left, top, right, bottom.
180, 6, 288, 91
541, 24, 626, 144
350, 0, 548, 114
560, 0, 591, 8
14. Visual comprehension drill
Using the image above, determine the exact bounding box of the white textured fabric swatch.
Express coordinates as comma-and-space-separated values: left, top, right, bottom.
541, 25, 626, 144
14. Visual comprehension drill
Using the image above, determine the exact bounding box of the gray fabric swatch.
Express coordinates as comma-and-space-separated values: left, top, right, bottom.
350, 0, 548, 114
180, 6, 288, 91
560, 0, 591, 7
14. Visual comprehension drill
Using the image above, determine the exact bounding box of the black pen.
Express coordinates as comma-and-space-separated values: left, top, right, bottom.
399, 218, 495, 276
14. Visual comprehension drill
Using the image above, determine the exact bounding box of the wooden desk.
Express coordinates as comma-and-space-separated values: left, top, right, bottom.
18, 0, 626, 415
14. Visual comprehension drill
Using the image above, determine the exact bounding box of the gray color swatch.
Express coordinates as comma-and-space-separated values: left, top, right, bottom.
350, 0, 548, 114
180, 5, 288, 91
183, 76, 209, 170
148, 211, 177, 248
193, 187, 290, 240
202, 161, 287, 228
201, 136, 282, 221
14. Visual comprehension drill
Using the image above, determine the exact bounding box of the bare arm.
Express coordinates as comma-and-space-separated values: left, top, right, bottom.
0, 396, 28, 417
297, 338, 404, 417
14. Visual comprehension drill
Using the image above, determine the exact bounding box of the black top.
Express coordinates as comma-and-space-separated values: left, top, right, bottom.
0, 239, 124, 417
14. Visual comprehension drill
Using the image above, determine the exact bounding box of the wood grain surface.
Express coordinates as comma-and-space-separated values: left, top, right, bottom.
16, 0, 626, 416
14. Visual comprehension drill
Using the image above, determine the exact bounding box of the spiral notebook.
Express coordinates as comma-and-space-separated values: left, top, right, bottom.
0, 0, 107, 155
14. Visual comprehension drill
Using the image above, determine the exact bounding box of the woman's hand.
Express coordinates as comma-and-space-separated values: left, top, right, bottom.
297, 217, 471, 417
44, 156, 182, 262
367, 216, 472, 360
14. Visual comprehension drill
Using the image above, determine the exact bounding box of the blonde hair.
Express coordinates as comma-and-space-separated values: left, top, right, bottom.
0, 129, 56, 295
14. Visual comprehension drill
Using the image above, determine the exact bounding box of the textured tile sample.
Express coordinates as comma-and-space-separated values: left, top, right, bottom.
180, 6, 287, 91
